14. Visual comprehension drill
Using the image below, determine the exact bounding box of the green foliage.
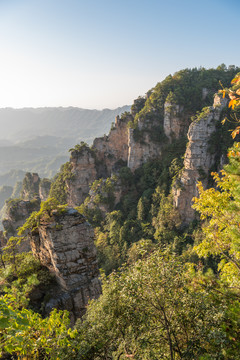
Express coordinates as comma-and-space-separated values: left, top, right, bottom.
39, 177, 52, 194
134, 66, 240, 127
152, 191, 181, 244
21, 172, 40, 199
77, 201, 103, 227
191, 106, 211, 122
0, 294, 76, 359
208, 107, 239, 176
3, 198, 40, 228
0, 247, 55, 316
18, 198, 68, 235
90, 177, 116, 208
69, 141, 94, 155
131, 96, 146, 117
120, 111, 131, 121
49, 161, 73, 204
69, 250, 231, 360
193, 143, 240, 286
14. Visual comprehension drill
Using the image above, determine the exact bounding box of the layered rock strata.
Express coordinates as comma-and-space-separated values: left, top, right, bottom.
30, 208, 101, 320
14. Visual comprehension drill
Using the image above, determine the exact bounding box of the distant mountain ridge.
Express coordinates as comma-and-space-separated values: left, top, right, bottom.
0, 106, 131, 144
0, 105, 131, 179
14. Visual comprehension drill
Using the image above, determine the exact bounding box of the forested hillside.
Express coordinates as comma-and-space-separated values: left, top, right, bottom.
1, 66, 240, 359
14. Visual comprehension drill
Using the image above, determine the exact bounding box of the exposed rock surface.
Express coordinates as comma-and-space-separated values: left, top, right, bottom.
20, 172, 51, 202
39, 178, 51, 201
1, 172, 50, 241
21, 172, 40, 200
67, 147, 97, 207
127, 128, 162, 171
2, 198, 40, 250
66, 115, 130, 208
30, 208, 101, 320
163, 102, 185, 141
173, 95, 228, 223
127, 120, 162, 171
87, 177, 123, 216
93, 115, 130, 175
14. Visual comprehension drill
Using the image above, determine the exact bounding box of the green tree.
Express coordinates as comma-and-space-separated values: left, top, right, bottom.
193, 150, 240, 286
0, 295, 76, 359
69, 250, 228, 360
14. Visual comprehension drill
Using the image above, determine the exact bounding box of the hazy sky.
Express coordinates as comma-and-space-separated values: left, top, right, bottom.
0, 0, 239, 109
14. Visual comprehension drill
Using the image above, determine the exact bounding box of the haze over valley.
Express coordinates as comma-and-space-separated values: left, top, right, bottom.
0, 105, 130, 180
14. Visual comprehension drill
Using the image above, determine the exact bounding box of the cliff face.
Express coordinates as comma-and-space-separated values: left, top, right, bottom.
2, 198, 40, 251
66, 148, 97, 207
127, 127, 162, 171
86, 177, 123, 216
93, 115, 130, 175
65, 94, 227, 218
21, 173, 40, 200
163, 102, 186, 141
66, 114, 131, 208
173, 95, 228, 223
30, 207, 101, 320
66, 113, 166, 207
2, 172, 50, 240
39, 178, 51, 201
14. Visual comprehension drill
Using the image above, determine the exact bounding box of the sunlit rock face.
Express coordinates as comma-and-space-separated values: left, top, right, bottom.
163, 102, 185, 141
173, 95, 228, 224
93, 115, 130, 176
127, 115, 164, 172
30, 208, 101, 321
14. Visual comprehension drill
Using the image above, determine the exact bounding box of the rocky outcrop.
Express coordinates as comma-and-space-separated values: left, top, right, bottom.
30, 207, 101, 320
127, 117, 163, 171
21, 173, 40, 200
39, 178, 51, 201
173, 95, 228, 223
66, 147, 97, 207
87, 177, 122, 216
163, 102, 185, 141
93, 115, 130, 175
2, 198, 41, 250
1, 172, 50, 240
20, 173, 51, 202
66, 115, 130, 207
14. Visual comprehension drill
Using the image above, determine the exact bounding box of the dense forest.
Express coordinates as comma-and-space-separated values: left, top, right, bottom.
0, 65, 240, 359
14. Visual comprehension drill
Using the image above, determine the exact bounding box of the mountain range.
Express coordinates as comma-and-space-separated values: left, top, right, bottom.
0, 106, 130, 180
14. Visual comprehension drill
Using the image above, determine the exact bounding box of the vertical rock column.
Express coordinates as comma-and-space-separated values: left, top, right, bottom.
66, 147, 98, 207
173, 95, 228, 224
30, 208, 101, 319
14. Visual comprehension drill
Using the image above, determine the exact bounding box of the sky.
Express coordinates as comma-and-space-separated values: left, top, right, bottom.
0, 0, 239, 109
